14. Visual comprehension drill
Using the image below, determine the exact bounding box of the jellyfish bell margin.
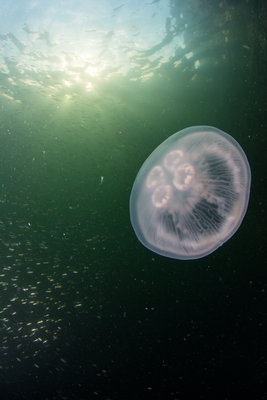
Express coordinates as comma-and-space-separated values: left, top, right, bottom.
129, 126, 251, 260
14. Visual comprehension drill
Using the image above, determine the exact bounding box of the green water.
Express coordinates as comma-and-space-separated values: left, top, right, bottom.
0, 1, 266, 399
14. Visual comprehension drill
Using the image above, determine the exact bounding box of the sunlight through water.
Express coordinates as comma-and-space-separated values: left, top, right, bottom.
0, 0, 190, 101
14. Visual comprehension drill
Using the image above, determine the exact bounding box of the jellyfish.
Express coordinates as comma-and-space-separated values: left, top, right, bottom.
129, 126, 251, 260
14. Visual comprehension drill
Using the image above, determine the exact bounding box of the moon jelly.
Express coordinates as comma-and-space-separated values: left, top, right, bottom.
130, 126, 251, 260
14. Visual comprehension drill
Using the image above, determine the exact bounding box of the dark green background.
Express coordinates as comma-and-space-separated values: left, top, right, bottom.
0, 1, 266, 399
